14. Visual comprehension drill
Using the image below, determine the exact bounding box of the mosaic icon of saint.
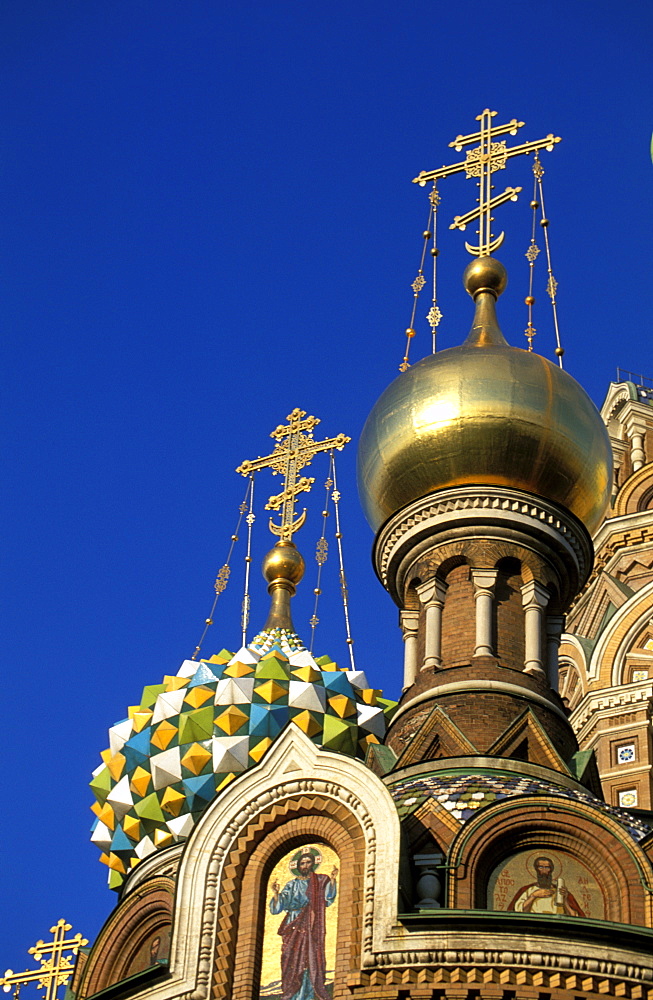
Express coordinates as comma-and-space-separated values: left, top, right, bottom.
269, 846, 338, 1000
508, 856, 585, 916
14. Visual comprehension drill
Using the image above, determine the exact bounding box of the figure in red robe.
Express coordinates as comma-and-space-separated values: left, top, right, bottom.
269, 849, 338, 1000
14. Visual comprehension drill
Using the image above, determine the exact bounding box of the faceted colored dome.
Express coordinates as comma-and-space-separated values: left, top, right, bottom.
358, 258, 613, 534
90, 626, 395, 890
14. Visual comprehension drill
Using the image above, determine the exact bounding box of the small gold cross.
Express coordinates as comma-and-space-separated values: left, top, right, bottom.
1, 920, 88, 1000
236, 408, 349, 542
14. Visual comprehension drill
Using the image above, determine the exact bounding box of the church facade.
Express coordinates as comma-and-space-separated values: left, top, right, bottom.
72, 120, 653, 1000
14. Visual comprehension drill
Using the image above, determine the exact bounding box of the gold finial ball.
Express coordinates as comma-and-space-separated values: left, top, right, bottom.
262, 541, 305, 586
463, 256, 508, 300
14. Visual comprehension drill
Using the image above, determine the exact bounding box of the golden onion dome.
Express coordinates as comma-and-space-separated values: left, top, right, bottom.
357, 258, 612, 535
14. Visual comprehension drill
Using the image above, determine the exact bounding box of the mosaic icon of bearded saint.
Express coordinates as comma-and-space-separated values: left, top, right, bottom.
508, 856, 585, 916
269, 847, 338, 1000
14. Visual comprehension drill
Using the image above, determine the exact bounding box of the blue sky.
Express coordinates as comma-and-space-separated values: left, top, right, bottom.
2, 0, 653, 973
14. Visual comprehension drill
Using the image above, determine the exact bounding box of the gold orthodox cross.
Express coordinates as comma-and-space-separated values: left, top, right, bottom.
1, 920, 88, 1000
236, 408, 350, 542
413, 109, 561, 256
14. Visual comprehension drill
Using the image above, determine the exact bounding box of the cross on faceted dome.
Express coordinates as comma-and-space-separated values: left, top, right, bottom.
236, 408, 350, 543
412, 109, 561, 257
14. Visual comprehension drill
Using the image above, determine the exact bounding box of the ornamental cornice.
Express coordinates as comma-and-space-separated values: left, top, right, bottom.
374, 486, 591, 606
348, 941, 653, 995
570, 682, 653, 732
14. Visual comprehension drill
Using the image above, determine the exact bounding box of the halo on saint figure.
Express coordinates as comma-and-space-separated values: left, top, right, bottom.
289, 846, 322, 876
525, 851, 558, 879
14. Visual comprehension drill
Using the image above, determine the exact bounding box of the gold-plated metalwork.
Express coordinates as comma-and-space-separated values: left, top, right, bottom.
261, 540, 306, 630
528, 152, 565, 367
330, 456, 356, 669
412, 109, 561, 257
236, 409, 350, 543
399, 212, 435, 372
309, 473, 332, 651
190, 477, 253, 659
1, 921, 88, 1000
357, 256, 613, 535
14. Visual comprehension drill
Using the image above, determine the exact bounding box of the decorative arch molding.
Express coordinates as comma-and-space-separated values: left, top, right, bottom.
587, 577, 653, 685
614, 461, 653, 515
558, 633, 589, 680
75, 876, 174, 998
115, 727, 399, 1000
600, 382, 638, 424
447, 794, 653, 926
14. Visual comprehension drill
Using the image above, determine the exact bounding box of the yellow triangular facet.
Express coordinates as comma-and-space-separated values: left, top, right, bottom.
291, 711, 322, 738
153, 828, 174, 848
98, 803, 116, 830
181, 742, 212, 775
291, 665, 321, 683
184, 686, 213, 709
130, 709, 153, 733
130, 766, 152, 797
328, 694, 356, 719
216, 772, 236, 791
160, 787, 185, 817
163, 675, 189, 692
106, 752, 126, 781
215, 704, 249, 735
249, 737, 273, 762
224, 661, 255, 678
151, 720, 178, 751
255, 679, 286, 703
122, 815, 141, 841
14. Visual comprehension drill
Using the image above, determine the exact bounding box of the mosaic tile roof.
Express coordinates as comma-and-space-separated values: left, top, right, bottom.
389, 771, 651, 843
90, 628, 396, 890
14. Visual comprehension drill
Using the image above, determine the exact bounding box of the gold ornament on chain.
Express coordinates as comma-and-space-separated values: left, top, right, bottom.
190, 478, 254, 659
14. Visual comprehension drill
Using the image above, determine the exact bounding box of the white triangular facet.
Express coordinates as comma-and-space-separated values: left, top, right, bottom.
346, 670, 370, 690
212, 735, 251, 773
134, 835, 157, 859
176, 659, 198, 678
151, 747, 182, 790
166, 814, 195, 840
90, 820, 113, 851
108, 718, 134, 755
356, 703, 386, 737
106, 775, 134, 819
288, 680, 327, 712
214, 677, 255, 705
228, 645, 260, 665
288, 649, 319, 669
151, 688, 187, 724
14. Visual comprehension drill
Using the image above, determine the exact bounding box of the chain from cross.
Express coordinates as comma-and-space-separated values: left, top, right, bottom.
412, 109, 561, 256
1, 920, 88, 1000
236, 408, 350, 543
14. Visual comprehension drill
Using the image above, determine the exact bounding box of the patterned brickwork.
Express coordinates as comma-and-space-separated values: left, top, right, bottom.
208, 795, 366, 1000
440, 565, 475, 668
73, 877, 174, 998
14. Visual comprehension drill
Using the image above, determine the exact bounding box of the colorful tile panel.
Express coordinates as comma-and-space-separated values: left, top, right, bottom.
91, 627, 396, 889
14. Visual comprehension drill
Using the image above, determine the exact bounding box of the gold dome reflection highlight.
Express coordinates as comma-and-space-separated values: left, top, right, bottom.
358, 342, 612, 536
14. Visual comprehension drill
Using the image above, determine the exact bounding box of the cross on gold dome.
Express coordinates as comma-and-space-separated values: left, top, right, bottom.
413, 109, 561, 257
236, 408, 350, 543
1, 920, 88, 1000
